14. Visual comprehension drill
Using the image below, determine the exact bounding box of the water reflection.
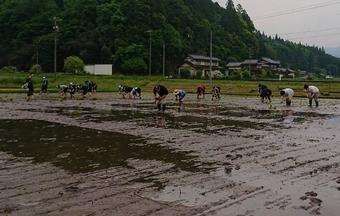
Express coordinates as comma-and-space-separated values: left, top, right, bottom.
0, 119, 207, 174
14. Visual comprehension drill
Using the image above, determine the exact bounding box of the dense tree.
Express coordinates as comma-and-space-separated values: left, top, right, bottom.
0, 0, 339, 75
64, 56, 85, 74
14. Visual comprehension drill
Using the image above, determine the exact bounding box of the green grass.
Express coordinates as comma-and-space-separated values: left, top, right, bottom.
1, 72, 340, 98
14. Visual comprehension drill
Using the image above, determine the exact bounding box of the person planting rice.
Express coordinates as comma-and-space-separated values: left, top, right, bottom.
197, 84, 206, 99
304, 84, 320, 107
69, 82, 78, 98
131, 87, 142, 99
57, 84, 69, 97
23, 73, 34, 101
118, 85, 133, 99
153, 84, 169, 112
174, 89, 186, 111
212, 85, 221, 101
280, 88, 294, 106
40, 77, 48, 94
258, 84, 272, 103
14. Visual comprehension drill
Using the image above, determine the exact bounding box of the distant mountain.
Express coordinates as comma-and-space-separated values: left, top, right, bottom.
326, 47, 340, 58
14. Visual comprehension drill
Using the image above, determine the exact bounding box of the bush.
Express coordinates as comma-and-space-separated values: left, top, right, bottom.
212, 71, 224, 79
0, 66, 17, 73
196, 70, 203, 79
29, 64, 42, 73
64, 56, 85, 74
229, 70, 242, 80
121, 57, 147, 74
180, 68, 191, 79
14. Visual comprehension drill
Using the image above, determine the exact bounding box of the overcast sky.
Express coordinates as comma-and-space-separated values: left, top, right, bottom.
214, 0, 340, 48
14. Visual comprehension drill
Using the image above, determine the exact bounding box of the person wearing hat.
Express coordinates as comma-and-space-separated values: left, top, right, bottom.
40, 76, 48, 94
69, 82, 78, 98
174, 89, 186, 109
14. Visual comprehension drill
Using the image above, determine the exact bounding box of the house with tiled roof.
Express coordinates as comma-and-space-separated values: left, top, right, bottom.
178, 54, 223, 78
226, 57, 281, 76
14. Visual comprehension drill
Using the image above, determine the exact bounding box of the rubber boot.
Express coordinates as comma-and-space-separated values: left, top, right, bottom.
309, 99, 312, 107
157, 104, 162, 111
315, 101, 319, 107
162, 104, 166, 112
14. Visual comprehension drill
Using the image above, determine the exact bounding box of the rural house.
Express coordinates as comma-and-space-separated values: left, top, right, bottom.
259, 57, 280, 69
226, 57, 281, 76
177, 54, 222, 78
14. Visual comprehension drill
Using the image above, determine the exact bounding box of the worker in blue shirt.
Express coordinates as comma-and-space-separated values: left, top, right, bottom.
174, 89, 186, 111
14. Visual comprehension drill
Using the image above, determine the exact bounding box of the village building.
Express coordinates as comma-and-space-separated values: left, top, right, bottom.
226, 57, 281, 76
277, 68, 296, 78
259, 57, 280, 69
226, 62, 242, 71
177, 54, 222, 78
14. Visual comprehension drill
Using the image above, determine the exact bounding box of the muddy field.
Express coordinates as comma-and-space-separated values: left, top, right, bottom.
0, 93, 340, 216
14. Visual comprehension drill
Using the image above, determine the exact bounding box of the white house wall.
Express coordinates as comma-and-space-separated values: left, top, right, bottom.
85, 64, 112, 75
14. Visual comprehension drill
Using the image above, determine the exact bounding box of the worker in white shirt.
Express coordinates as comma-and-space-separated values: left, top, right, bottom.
304, 84, 320, 107
280, 88, 294, 106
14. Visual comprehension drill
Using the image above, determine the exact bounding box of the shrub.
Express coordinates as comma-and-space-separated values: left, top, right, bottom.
212, 71, 224, 79
121, 57, 147, 74
29, 64, 42, 73
241, 70, 251, 80
180, 68, 191, 79
0, 66, 17, 73
196, 70, 203, 79
229, 70, 242, 80
64, 56, 85, 74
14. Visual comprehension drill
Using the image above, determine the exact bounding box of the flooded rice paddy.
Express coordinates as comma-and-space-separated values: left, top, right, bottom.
0, 93, 340, 216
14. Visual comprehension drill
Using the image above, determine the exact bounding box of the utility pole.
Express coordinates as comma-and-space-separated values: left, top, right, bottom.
146, 30, 153, 77
209, 30, 213, 88
53, 17, 60, 80
162, 43, 165, 77
248, 48, 252, 77
36, 39, 40, 65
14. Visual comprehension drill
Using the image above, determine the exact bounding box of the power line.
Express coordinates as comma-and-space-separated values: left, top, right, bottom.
255, 0, 340, 20
254, 0, 340, 20
278, 26, 340, 36
286, 32, 340, 40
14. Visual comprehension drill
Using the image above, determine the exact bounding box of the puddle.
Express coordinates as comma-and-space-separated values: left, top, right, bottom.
18, 104, 332, 136
52, 106, 275, 133
0, 119, 208, 174
149, 185, 208, 207
327, 116, 340, 125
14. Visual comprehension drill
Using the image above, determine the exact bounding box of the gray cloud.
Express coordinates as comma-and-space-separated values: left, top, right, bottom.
214, 0, 340, 48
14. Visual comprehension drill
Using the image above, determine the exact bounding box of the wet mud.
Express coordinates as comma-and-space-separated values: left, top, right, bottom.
0, 93, 340, 216
0, 119, 210, 174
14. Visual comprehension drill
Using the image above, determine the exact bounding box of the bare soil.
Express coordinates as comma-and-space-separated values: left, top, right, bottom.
0, 93, 340, 216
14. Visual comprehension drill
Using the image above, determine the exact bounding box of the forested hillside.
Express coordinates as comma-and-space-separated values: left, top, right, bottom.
0, 0, 340, 76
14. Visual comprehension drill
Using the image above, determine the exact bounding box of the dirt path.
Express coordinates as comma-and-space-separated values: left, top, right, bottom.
0, 93, 340, 215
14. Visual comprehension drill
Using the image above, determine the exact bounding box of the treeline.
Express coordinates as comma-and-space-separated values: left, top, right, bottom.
0, 0, 339, 76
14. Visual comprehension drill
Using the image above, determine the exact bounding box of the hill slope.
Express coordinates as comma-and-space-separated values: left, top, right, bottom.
326, 47, 340, 58
0, 0, 339, 76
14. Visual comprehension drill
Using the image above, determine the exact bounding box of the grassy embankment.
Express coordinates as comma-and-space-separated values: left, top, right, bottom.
1, 72, 340, 98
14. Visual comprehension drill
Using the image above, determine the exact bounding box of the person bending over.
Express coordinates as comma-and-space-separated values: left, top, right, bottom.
304, 84, 320, 107
280, 88, 294, 106
153, 85, 169, 112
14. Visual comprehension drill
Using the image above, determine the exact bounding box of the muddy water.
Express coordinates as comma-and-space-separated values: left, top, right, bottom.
0, 119, 207, 173
23, 102, 332, 136
1, 94, 340, 216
